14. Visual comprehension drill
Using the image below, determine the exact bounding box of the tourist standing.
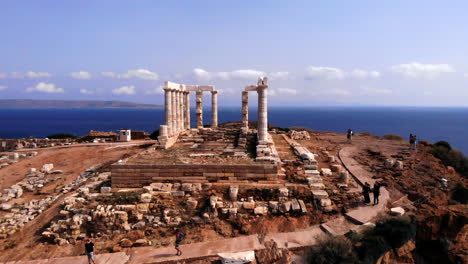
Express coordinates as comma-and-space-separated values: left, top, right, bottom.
85, 238, 97, 264
175, 229, 185, 256
412, 135, 418, 151
362, 182, 371, 204
373, 182, 381, 205
347, 129, 354, 144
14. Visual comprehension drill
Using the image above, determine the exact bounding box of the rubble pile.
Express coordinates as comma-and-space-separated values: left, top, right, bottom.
0, 151, 38, 169
0, 195, 60, 239
0, 165, 105, 240
40, 183, 312, 245
288, 130, 311, 140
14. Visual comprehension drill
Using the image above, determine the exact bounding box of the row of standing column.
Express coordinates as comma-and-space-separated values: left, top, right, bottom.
165, 89, 218, 135
241, 87, 268, 143
164, 89, 190, 136
196, 91, 218, 129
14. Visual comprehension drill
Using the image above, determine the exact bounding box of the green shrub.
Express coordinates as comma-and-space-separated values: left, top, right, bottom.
452, 183, 468, 204
357, 235, 391, 264
306, 236, 357, 264
46, 133, 77, 139
434, 141, 452, 151
372, 216, 416, 249
149, 129, 159, 140
383, 134, 404, 141
432, 141, 468, 178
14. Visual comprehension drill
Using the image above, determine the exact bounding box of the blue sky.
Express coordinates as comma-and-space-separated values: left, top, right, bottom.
1, 0, 467, 106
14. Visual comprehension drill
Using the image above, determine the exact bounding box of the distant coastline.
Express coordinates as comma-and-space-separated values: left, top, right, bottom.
0, 99, 163, 109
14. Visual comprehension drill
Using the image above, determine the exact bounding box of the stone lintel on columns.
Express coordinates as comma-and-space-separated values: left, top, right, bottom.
245, 85, 258, 91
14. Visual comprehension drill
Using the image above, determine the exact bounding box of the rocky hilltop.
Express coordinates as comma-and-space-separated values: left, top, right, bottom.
0, 124, 466, 264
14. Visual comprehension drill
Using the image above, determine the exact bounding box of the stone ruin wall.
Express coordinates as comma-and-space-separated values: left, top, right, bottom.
111, 164, 280, 188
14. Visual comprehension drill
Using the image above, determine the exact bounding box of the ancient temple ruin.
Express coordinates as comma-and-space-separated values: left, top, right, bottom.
157, 77, 275, 163
157, 81, 218, 148
112, 77, 281, 188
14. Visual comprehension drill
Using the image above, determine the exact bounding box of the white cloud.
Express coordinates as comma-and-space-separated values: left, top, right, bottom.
277, 88, 298, 95
113, 85, 136, 95
269, 71, 290, 80
193, 68, 213, 81
217, 88, 236, 95
0, 85, 7, 91
305, 66, 346, 80
360, 86, 392, 96
464, 73, 468, 78
230, 69, 266, 80
146, 85, 164, 95
102, 69, 159, 80
390, 62, 455, 79
350, 69, 381, 79
12, 71, 52, 79
80, 88, 95, 95
193, 68, 268, 81
0, 73, 6, 79
102, 72, 117, 78
306, 66, 380, 80
26, 82, 64, 93
71, 71, 92, 79
310, 88, 351, 96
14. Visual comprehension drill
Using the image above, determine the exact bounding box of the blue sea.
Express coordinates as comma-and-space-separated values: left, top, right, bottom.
0, 107, 467, 154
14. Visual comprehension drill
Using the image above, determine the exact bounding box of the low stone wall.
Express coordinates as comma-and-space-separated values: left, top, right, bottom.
111, 164, 280, 188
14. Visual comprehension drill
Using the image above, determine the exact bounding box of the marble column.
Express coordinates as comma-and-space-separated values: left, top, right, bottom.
242, 91, 248, 131
257, 86, 268, 142
196, 91, 203, 128
164, 88, 172, 136
176, 91, 182, 132
179, 91, 184, 130
171, 90, 177, 134
211, 91, 218, 128
159, 125, 168, 137
184, 91, 190, 129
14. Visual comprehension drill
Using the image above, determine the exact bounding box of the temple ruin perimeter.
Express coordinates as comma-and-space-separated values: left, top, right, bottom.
112, 77, 285, 188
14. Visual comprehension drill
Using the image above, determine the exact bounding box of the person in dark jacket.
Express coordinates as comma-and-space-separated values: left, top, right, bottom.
373, 182, 381, 205
175, 229, 185, 256
363, 182, 371, 204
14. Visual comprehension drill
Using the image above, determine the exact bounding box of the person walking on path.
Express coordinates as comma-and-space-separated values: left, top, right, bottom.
362, 182, 371, 204
373, 182, 381, 205
175, 229, 185, 256
347, 129, 354, 144
85, 238, 97, 264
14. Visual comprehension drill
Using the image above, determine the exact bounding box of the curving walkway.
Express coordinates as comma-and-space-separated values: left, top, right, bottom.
1, 146, 390, 264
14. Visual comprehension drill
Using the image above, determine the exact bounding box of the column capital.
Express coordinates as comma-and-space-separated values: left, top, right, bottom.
211, 90, 218, 95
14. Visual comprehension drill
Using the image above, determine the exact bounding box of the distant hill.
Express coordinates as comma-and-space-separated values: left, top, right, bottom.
0, 99, 163, 109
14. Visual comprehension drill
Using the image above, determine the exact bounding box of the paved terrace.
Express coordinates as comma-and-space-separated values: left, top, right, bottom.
2, 146, 390, 264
